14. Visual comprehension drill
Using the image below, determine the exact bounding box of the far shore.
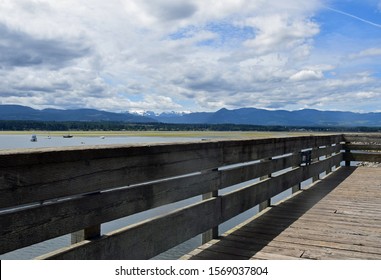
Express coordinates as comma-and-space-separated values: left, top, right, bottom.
0, 130, 335, 139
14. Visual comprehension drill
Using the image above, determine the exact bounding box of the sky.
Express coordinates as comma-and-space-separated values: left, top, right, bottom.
0, 0, 381, 113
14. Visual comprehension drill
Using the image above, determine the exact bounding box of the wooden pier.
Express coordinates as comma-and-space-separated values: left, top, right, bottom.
0, 133, 380, 260
181, 166, 381, 260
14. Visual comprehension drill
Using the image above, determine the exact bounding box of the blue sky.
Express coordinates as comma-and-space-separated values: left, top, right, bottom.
0, 0, 381, 113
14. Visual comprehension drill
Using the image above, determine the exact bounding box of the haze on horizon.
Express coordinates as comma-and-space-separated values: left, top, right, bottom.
0, 0, 381, 114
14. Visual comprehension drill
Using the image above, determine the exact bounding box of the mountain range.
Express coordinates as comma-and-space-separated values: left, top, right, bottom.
0, 105, 157, 123
1, 104, 381, 127
150, 107, 381, 127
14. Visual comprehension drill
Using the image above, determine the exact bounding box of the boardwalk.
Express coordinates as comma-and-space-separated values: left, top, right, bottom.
2, 134, 380, 259
181, 166, 381, 260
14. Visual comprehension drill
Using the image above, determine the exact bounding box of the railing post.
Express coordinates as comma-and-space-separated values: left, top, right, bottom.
71, 225, 101, 244
325, 145, 332, 175
312, 147, 320, 182
259, 157, 272, 211
202, 169, 219, 244
335, 143, 341, 170
292, 151, 302, 194
202, 190, 219, 243
345, 141, 351, 166
71, 192, 101, 244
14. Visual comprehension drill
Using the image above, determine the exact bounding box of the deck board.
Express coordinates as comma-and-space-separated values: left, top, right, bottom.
181, 167, 381, 260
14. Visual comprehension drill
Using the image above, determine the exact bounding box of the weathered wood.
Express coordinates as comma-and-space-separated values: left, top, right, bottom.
38, 198, 221, 259
292, 151, 301, 193
0, 142, 224, 208
259, 157, 272, 211
342, 134, 381, 144
221, 135, 343, 165
220, 153, 342, 222
184, 167, 381, 260
344, 144, 381, 151
71, 225, 101, 244
302, 153, 343, 179
0, 134, 347, 258
311, 144, 342, 160
0, 171, 219, 254
0, 135, 343, 209
202, 187, 219, 244
344, 152, 381, 163
225, 231, 381, 259
221, 169, 301, 222
344, 141, 351, 166
219, 153, 300, 189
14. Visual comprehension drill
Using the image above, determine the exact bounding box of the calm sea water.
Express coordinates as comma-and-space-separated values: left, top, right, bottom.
0, 134, 290, 260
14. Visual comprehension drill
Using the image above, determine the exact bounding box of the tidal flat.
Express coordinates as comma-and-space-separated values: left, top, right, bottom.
0, 130, 318, 139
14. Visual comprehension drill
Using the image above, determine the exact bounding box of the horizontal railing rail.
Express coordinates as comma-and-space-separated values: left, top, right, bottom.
0, 134, 360, 259
343, 134, 381, 165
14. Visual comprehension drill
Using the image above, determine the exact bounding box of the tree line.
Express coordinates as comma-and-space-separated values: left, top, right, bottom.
0, 120, 380, 132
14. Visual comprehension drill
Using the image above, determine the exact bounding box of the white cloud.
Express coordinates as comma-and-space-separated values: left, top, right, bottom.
349, 48, 381, 59
243, 14, 319, 54
355, 91, 379, 99
0, 0, 380, 113
290, 69, 323, 81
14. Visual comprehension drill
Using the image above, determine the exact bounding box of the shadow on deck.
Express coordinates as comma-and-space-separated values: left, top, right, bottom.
182, 167, 381, 260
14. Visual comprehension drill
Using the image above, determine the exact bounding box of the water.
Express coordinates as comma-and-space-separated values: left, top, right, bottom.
0, 134, 202, 150
0, 134, 289, 260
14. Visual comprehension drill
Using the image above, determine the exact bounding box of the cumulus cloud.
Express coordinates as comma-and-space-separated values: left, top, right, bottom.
0, 24, 91, 69
290, 69, 324, 81
243, 14, 319, 54
140, 0, 197, 21
0, 0, 380, 113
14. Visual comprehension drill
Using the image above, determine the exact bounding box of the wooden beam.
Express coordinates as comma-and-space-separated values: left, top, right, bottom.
38, 198, 222, 260
71, 225, 101, 244
342, 134, 381, 144
259, 158, 272, 211
0, 135, 344, 257
0, 135, 342, 209
344, 152, 381, 163
343, 144, 381, 151
0, 143, 224, 208
220, 153, 343, 222
219, 153, 300, 189
0, 171, 219, 254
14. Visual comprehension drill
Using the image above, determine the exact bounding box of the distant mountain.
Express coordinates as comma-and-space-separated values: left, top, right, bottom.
0, 105, 157, 123
150, 107, 381, 127
154, 111, 211, 124
1, 105, 381, 127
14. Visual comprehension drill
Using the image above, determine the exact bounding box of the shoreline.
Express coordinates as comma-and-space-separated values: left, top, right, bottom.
0, 130, 313, 139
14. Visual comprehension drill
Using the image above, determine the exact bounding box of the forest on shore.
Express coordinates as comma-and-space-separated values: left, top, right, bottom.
1, 120, 380, 132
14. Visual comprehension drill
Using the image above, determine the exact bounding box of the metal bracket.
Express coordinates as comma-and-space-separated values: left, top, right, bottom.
301, 150, 312, 165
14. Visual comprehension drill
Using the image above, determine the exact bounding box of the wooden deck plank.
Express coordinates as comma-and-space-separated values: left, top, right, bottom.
227, 229, 381, 256
183, 167, 381, 260
222, 233, 381, 256
234, 221, 381, 243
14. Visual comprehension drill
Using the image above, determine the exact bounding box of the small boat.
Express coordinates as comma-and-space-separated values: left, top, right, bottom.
30, 135, 37, 142
63, 134, 73, 138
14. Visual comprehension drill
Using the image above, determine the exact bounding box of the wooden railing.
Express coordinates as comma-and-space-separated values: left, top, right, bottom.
343, 134, 381, 165
1, 134, 374, 259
